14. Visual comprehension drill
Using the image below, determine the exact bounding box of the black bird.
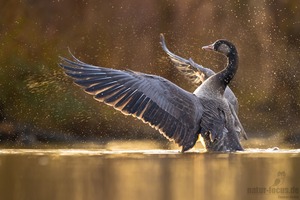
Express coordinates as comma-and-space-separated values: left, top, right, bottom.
59, 35, 246, 152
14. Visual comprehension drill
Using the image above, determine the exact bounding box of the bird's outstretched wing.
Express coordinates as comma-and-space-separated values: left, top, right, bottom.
160, 34, 215, 85
59, 55, 203, 152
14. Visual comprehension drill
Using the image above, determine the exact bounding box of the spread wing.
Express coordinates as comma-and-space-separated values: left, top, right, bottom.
160, 34, 215, 85
59, 55, 203, 152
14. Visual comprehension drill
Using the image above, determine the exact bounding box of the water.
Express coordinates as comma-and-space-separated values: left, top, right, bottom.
0, 147, 299, 200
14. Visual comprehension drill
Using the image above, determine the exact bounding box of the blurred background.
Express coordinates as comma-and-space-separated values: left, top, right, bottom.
0, 0, 299, 148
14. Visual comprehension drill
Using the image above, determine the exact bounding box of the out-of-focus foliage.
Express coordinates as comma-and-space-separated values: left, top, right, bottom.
0, 0, 299, 144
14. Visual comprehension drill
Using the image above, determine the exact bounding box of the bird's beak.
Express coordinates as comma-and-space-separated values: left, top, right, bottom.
202, 44, 214, 51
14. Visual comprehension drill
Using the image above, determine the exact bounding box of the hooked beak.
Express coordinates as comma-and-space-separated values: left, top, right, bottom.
202, 44, 214, 51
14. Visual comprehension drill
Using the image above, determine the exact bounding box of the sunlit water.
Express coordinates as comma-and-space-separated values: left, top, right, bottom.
0, 145, 299, 200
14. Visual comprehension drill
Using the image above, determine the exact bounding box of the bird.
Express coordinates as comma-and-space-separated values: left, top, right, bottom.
160, 34, 247, 147
59, 35, 246, 152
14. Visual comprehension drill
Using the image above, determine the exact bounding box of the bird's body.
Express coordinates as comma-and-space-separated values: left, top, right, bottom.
160, 35, 247, 151
59, 35, 247, 152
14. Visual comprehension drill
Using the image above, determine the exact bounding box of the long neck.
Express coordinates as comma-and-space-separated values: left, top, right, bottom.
218, 50, 238, 89
194, 49, 238, 98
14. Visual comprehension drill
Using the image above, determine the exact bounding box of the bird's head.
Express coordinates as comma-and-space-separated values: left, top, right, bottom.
202, 39, 237, 57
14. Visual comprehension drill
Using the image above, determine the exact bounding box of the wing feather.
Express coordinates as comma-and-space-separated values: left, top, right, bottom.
59, 56, 203, 151
160, 34, 215, 85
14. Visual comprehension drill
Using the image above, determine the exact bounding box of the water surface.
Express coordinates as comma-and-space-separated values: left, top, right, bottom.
0, 148, 299, 200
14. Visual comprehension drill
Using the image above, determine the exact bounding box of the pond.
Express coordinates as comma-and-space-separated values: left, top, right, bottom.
0, 145, 299, 200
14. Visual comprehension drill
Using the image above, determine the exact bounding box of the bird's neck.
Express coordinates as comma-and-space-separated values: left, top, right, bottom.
218, 50, 238, 89
195, 49, 239, 98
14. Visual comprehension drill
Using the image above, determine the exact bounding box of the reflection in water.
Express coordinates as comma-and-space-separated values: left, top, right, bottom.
0, 148, 299, 200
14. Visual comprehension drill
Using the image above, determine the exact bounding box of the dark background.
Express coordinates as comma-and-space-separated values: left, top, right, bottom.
0, 0, 299, 147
